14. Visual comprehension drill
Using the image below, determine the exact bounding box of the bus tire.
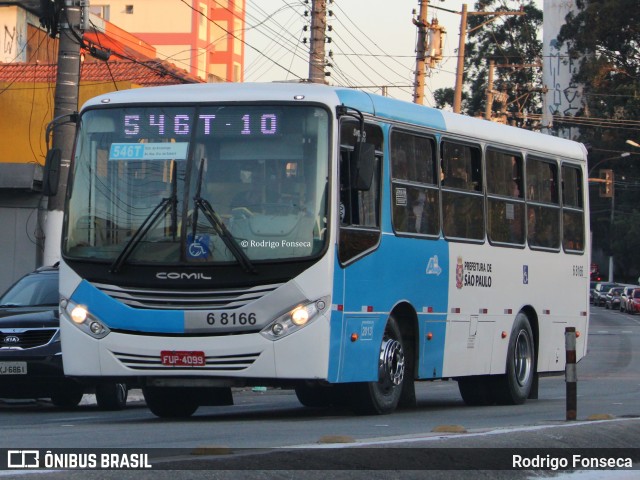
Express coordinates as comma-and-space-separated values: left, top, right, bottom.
295, 383, 339, 408
350, 316, 406, 415
142, 387, 199, 418
457, 376, 494, 406
96, 383, 128, 411
493, 313, 535, 405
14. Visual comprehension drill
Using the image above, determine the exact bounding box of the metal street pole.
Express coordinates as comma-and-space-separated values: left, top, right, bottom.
587, 153, 636, 283
43, 0, 84, 266
609, 184, 615, 282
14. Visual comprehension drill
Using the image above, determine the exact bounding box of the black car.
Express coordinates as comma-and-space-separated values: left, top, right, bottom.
0, 265, 128, 409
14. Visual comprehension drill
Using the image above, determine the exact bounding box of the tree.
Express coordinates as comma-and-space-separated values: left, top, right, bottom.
557, 0, 640, 280
612, 210, 640, 282
433, 1, 543, 128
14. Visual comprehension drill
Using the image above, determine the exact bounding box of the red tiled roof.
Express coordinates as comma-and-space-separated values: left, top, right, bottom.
0, 60, 202, 86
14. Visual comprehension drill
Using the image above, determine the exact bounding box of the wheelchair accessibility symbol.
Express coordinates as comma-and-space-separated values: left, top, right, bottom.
187, 234, 210, 259
523, 265, 529, 284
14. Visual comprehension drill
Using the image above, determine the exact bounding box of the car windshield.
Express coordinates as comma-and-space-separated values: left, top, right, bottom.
634, 291, 640, 299
0, 273, 58, 307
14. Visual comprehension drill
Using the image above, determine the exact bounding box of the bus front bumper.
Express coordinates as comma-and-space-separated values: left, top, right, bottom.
60, 312, 331, 382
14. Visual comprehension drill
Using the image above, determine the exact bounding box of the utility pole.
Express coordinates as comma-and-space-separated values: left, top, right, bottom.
42, 0, 85, 266
413, 0, 428, 105
308, 0, 327, 83
485, 59, 495, 120
491, 62, 544, 125
453, 5, 524, 114
453, 3, 468, 113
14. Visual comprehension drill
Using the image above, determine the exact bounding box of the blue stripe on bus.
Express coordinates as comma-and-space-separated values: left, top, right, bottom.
335, 89, 447, 131
329, 236, 449, 383
70, 280, 184, 333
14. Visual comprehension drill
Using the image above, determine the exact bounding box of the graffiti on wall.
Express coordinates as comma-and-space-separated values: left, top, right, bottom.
2, 14, 27, 63
546, 38, 582, 117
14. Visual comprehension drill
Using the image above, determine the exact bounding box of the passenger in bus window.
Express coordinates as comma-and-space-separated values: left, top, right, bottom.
527, 207, 537, 245
411, 190, 427, 233
231, 166, 264, 212
392, 149, 409, 180
443, 164, 469, 190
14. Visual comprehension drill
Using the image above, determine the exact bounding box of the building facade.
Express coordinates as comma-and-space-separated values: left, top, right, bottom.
0, 2, 203, 291
89, 0, 245, 82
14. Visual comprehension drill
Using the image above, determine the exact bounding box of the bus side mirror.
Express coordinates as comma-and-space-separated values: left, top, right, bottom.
351, 142, 375, 191
43, 148, 61, 197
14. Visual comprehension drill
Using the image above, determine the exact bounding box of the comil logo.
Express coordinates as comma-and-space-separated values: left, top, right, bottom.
8, 450, 40, 468
156, 272, 212, 280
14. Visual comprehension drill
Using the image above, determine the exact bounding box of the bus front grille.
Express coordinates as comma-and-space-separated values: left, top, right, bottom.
112, 351, 261, 371
92, 282, 283, 310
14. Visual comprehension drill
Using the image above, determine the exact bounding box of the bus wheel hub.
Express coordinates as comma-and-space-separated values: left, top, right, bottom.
379, 338, 405, 387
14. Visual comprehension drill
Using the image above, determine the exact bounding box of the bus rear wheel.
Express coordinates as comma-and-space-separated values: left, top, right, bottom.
350, 316, 406, 415
457, 376, 494, 406
493, 313, 535, 405
142, 387, 199, 418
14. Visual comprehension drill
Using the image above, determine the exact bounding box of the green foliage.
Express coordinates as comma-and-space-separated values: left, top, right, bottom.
612, 210, 640, 282
433, 1, 543, 127
433, 87, 456, 108
557, 0, 640, 276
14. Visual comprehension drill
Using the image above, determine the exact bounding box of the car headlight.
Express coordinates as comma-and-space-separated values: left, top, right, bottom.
60, 298, 110, 339
260, 297, 329, 341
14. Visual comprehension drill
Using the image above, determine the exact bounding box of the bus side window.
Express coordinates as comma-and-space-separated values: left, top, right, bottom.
562, 164, 585, 253
390, 130, 439, 236
486, 149, 525, 246
526, 157, 560, 250
441, 141, 484, 241
338, 121, 383, 264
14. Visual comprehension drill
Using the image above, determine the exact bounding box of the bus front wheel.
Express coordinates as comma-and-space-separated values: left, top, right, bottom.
494, 313, 535, 405
295, 383, 343, 408
96, 383, 128, 411
142, 387, 199, 418
350, 316, 406, 415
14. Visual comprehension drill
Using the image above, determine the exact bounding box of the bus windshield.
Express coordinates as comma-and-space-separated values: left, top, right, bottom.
63, 105, 330, 266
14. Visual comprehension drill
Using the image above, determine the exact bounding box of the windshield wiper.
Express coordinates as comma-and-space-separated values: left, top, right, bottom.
193, 158, 256, 274
193, 197, 257, 274
110, 162, 178, 274
109, 196, 175, 274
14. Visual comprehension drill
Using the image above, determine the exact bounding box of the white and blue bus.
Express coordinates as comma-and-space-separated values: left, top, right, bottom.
57, 82, 589, 417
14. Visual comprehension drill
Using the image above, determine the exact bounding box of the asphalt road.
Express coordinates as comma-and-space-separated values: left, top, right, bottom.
0, 305, 638, 478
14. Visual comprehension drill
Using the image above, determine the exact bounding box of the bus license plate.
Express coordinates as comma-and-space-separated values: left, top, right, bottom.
0, 362, 27, 375
160, 351, 206, 367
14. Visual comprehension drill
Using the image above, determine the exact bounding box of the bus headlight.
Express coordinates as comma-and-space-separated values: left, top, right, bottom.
71, 305, 88, 324
62, 299, 110, 339
260, 297, 329, 341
